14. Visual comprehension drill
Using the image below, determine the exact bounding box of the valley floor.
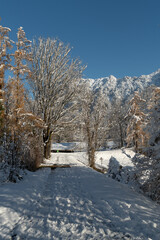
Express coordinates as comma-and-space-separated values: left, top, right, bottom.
0, 151, 160, 239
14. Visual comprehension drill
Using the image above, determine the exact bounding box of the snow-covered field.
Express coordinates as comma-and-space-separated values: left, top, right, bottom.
0, 149, 160, 239
44, 148, 135, 169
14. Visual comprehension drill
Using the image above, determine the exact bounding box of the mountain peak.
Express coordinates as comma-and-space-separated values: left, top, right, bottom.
86, 69, 160, 101
108, 75, 117, 81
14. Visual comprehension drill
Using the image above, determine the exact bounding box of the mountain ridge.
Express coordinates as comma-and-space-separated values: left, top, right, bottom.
84, 69, 160, 100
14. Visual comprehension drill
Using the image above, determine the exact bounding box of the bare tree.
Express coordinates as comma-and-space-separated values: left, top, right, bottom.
107, 98, 128, 148
81, 87, 107, 168
126, 91, 149, 153
30, 38, 85, 158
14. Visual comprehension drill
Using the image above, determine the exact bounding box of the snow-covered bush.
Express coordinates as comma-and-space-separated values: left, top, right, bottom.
107, 156, 136, 185
0, 132, 43, 183
0, 161, 26, 183
107, 153, 160, 203
145, 130, 160, 161
131, 153, 153, 184
23, 143, 43, 171
132, 153, 160, 203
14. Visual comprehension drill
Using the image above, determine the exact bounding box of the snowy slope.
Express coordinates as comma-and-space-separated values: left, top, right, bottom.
84, 69, 160, 100
0, 152, 160, 239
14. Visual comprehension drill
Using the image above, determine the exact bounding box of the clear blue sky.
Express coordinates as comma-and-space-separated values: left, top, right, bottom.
1, 0, 160, 79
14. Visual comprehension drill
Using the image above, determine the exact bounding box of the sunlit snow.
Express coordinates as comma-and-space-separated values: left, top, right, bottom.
0, 150, 160, 239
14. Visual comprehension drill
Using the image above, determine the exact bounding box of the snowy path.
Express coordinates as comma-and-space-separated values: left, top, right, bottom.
0, 163, 159, 239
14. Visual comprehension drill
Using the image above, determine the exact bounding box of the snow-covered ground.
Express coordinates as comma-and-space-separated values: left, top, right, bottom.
0, 150, 160, 239
51, 142, 86, 152
95, 148, 135, 169
44, 148, 135, 169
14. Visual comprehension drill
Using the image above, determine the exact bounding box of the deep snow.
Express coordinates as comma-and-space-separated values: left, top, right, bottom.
0, 150, 160, 239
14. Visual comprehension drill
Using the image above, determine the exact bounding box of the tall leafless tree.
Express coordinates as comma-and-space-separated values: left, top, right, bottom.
30, 38, 85, 158
107, 98, 128, 148
81, 87, 108, 168
126, 91, 149, 153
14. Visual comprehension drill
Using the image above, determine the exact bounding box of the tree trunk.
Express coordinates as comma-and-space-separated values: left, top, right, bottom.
134, 132, 138, 153
119, 123, 124, 148
44, 140, 51, 159
43, 127, 52, 159
88, 147, 95, 168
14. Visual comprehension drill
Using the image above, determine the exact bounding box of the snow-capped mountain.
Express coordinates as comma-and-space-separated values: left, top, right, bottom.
85, 69, 160, 101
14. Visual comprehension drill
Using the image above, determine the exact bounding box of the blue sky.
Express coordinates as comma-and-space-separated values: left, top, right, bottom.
1, 0, 160, 79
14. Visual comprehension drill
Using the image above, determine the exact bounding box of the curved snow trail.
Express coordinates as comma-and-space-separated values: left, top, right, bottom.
8, 166, 160, 240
